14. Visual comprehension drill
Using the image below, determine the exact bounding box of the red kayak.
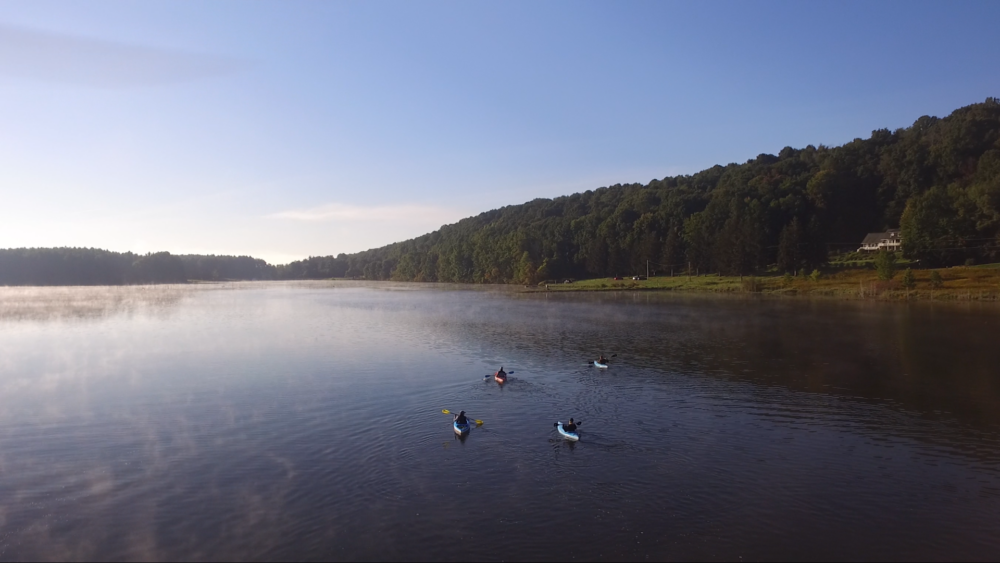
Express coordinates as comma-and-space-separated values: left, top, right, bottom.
494, 372, 507, 383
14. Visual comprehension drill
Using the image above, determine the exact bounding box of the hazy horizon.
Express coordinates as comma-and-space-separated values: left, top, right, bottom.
2, 1, 999, 264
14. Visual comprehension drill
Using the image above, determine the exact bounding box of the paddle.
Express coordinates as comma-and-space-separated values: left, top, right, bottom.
442, 409, 483, 425
553, 421, 582, 427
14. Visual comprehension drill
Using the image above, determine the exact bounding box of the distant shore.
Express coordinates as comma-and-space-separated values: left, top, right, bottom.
3, 267, 999, 302
528, 265, 1000, 301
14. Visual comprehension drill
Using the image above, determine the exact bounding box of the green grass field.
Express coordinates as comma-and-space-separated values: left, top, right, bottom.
536, 264, 1000, 301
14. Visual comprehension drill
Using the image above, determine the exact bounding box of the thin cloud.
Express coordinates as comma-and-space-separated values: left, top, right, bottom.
0, 24, 248, 87
270, 202, 468, 226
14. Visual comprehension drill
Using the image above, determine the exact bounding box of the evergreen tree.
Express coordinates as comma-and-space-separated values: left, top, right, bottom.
875, 249, 898, 281
929, 270, 944, 288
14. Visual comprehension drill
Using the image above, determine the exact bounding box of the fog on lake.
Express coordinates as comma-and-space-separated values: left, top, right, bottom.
1, 282, 999, 561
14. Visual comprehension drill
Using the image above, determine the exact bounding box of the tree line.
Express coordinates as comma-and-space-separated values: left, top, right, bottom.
0, 248, 276, 285
3, 98, 999, 286
280, 98, 1000, 282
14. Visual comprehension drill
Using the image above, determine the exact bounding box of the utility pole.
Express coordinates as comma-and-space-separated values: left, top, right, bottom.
646, 260, 649, 279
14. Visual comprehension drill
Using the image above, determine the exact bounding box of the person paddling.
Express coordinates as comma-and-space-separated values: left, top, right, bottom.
495, 366, 507, 380
563, 418, 580, 433
454, 411, 469, 425
597, 354, 609, 365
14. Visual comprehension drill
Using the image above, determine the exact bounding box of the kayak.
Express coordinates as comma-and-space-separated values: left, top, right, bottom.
593, 361, 609, 369
556, 422, 580, 441
494, 373, 507, 383
453, 420, 470, 436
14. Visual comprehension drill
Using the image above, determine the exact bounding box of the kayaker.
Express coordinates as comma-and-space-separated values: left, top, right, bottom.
563, 418, 580, 433
454, 411, 469, 425
496, 367, 507, 378
597, 354, 608, 365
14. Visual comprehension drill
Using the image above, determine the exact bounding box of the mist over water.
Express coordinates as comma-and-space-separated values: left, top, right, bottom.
1, 282, 999, 561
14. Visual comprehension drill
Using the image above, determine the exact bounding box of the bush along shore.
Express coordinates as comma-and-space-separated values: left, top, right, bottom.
535, 262, 1000, 301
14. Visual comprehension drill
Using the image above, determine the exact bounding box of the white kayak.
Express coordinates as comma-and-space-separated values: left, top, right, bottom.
453, 420, 470, 436
594, 361, 609, 369
556, 422, 580, 441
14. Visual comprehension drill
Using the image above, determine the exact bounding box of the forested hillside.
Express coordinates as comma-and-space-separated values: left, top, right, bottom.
280, 98, 1000, 282
3, 99, 999, 286
0, 248, 275, 285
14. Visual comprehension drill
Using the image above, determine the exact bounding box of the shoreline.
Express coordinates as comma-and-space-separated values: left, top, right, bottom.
526, 266, 1000, 302
3, 268, 999, 303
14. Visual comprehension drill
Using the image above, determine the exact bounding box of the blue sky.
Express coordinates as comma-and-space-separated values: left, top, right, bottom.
1, 1, 998, 264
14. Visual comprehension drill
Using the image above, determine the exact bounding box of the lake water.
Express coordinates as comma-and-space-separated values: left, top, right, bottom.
1, 282, 999, 561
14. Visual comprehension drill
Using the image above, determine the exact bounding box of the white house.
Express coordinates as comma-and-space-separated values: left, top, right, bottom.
858, 229, 902, 252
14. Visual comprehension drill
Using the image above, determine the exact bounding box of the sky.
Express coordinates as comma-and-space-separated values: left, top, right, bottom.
0, 1, 998, 265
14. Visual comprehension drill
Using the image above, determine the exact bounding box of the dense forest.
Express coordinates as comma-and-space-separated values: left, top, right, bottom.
2, 99, 999, 286
280, 98, 1000, 282
0, 248, 275, 285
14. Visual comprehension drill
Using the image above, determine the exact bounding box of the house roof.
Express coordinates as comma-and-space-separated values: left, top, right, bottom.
860, 230, 901, 244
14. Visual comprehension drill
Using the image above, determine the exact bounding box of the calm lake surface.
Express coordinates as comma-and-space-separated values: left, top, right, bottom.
1, 282, 999, 561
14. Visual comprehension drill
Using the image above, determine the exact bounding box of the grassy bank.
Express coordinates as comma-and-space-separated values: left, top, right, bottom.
536, 265, 1000, 301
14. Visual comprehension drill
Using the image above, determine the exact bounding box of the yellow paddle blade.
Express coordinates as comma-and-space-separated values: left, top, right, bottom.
475, 420, 483, 425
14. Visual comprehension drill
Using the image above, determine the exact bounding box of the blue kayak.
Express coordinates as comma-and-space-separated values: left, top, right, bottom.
453, 420, 470, 436
594, 361, 609, 369
556, 422, 580, 441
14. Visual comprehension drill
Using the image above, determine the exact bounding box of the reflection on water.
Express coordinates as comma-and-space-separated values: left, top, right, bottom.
0, 283, 999, 561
